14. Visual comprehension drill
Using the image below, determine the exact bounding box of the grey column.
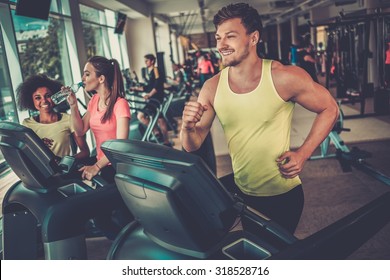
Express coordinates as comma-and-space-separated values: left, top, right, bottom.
68, 1, 87, 73
277, 22, 282, 60
290, 17, 298, 45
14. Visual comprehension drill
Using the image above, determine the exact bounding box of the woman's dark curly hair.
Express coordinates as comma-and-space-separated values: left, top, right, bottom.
16, 74, 62, 111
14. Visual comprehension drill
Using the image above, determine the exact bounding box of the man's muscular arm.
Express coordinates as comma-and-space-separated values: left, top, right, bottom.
273, 63, 339, 178
180, 76, 218, 152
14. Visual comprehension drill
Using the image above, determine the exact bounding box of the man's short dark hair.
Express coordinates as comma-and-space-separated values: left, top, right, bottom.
213, 3, 263, 57
144, 54, 156, 62
213, 3, 263, 36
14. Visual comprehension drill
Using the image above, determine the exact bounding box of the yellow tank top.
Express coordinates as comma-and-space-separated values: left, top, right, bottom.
22, 113, 74, 158
214, 59, 301, 196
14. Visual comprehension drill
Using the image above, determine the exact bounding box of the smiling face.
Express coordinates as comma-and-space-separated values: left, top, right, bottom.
215, 18, 258, 67
32, 87, 54, 113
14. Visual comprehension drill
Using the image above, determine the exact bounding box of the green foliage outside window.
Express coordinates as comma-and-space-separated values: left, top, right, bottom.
19, 19, 64, 81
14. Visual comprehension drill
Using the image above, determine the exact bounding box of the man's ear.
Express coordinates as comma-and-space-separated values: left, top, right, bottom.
251, 30, 260, 45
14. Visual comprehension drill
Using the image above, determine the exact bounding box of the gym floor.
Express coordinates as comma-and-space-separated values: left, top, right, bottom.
1, 76, 389, 260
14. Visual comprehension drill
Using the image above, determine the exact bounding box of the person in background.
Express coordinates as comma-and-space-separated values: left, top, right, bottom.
16, 74, 90, 161
299, 42, 319, 83
166, 63, 188, 93
180, 3, 338, 233
131, 54, 171, 146
317, 42, 326, 77
67, 56, 131, 182
183, 58, 195, 82
385, 42, 390, 87
193, 50, 202, 70
197, 54, 215, 87
289, 44, 298, 66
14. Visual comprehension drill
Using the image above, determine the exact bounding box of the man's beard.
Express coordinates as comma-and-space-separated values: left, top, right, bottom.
221, 43, 251, 67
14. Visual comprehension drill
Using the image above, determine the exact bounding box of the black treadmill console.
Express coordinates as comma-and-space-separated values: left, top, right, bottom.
0, 121, 60, 192
102, 139, 237, 258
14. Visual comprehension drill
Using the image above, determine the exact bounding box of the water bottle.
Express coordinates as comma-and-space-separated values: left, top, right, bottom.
51, 82, 84, 105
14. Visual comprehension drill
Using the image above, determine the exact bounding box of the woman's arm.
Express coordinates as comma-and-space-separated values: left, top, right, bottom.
68, 92, 90, 136
72, 133, 90, 160
116, 116, 130, 139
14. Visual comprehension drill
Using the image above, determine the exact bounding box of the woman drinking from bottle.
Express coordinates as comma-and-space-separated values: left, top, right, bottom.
67, 56, 131, 182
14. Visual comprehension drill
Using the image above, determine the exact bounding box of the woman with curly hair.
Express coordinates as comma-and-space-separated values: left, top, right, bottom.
16, 74, 90, 160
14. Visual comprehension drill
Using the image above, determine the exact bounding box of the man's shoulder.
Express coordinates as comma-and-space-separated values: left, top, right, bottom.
271, 61, 306, 81
204, 71, 221, 89
270, 61, 314, 100
198, 72, 221, 103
